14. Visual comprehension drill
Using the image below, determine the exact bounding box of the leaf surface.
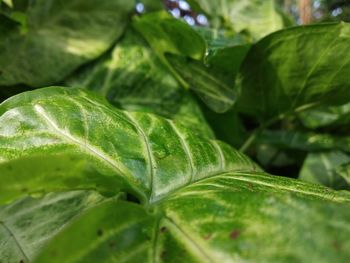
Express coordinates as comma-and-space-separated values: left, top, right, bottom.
0, 190, 105, 262
67, 29, 214, 138
134, 12, 244, 113
299, 151, 350, 190
35, 174, 350, 263
190, 0, 284, 39
0, 0, 134, 87
0, 87, 256, 204
238, 23, 350, 123
1, 87, 350, 262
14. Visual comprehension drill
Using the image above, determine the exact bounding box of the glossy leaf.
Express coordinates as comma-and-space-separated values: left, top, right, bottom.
239, 23, 350, 123
0, 0, 134, 87
1, 87, 350, 262
66, 29, 214, 138
133, 11, 206, 67
190, 0, 284, 39
299, 151, 350, 190
166, 54, 236, 113
133, 12, 243, 113
0, 86, 257, 204
0, 190, 105, 262
35, 173, 350, 262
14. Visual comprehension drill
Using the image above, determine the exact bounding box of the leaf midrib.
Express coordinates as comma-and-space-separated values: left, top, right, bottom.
33, 104, 132, 180
151, 170, 350, 205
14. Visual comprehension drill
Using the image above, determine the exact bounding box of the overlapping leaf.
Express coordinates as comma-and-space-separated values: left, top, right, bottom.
67, 29, 214, 138
0, 0, 134, 87
134, 12, 246, 113
299, 151, 350, 190
35, 174, 350, 263
0, 191, 105, 262
238, 22, 350, 123
189, 0, 284, 39
1, 87, 350, 262
0, 87, 256, 204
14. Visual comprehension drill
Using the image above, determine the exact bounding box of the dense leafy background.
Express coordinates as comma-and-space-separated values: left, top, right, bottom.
1, 0, 350, 262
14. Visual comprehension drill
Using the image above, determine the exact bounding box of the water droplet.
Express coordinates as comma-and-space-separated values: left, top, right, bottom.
135, 3, 145, 14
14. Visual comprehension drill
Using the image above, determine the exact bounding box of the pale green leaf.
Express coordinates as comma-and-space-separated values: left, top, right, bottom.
2, 0, 13, 8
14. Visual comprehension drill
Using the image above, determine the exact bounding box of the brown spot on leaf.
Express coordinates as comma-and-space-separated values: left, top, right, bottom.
160, 226, 167, 233
332, 241, 343, 251
230, 230, 240, 240
19, 260, 25, 263
203, 233, 212, 240
97, 229, 103, 236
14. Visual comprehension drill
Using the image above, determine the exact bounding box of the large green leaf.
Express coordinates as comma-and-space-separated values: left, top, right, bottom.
0, 0, 134, 87
238, 22, 350, 124
1, 87, 350, 262
66, 29, 214, 138
0, 190, 105, 262
189, 0, 284, 39
0, 86, 257, 204
35, 175, 350, 262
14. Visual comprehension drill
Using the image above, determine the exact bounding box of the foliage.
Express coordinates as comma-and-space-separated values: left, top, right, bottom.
0, 0, 350, 262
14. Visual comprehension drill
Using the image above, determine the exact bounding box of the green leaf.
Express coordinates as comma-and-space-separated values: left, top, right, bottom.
190, 0, 284, 39
2, 87, 350, 262
238, 22, 350, 123
34, 199, 157, 263
133, 11, 206, 67
257, 130, 350, 153
194, 27, 249, 51
336, 163, 350, 185
0, 86, 257, 204
35, 175, 350, 262
0, 190, 105, 262
0, 0, 134, 87
134, 12, 243, 113
299, 151, 350, 190
166, 53, 236, 113
299, 102, 350, 130
66, 29, 214, 138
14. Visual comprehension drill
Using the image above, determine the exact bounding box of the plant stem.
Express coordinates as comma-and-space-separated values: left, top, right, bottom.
239, 103, 321, 153
239, 128, 261, 153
